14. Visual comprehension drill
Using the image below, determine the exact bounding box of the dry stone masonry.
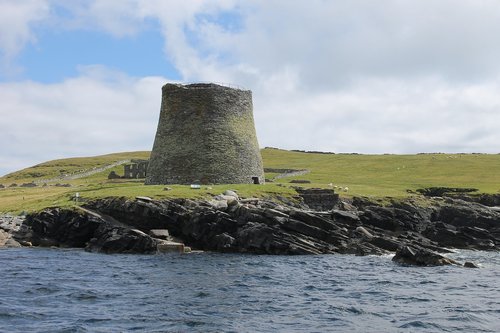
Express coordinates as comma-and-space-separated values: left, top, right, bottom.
123, 160, 149, 179
146, 83, 265, 185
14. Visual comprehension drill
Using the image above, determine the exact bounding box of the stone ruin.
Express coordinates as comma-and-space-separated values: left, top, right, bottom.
145, 83, 265, 185
295, 188, 340, 211
123, 160, 149, 179
108, 160, 149, 179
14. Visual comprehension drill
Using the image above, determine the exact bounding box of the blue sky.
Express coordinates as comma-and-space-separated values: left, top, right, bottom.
16, 28, 180, 83
1, 0, 500, 176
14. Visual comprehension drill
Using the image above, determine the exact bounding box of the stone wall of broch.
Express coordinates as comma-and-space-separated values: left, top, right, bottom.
145, 83, 265, 185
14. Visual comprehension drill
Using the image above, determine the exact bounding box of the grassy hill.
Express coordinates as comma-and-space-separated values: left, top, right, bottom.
1, 148, 499, 213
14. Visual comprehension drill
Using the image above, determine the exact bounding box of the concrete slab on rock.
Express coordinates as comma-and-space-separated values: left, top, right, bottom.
157, 241, 185, 253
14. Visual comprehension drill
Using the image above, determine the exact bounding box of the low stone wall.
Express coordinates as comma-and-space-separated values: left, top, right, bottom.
295, 188, 340, 211
263, 168, 310, 180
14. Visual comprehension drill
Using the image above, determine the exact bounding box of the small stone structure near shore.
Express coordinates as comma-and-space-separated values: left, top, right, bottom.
145, 83, 265, 185
295, 188, 340, 211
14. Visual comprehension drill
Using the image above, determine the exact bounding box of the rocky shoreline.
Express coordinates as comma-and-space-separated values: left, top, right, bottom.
2, 191, 500, 267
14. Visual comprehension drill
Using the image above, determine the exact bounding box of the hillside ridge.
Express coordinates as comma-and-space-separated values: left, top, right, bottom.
1, 148, 499, 213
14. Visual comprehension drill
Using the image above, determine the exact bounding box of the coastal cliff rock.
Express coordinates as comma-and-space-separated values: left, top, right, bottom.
15, 207, 160, 254
9, 193, 500, 265
86, 225, 158, 254
22, 208, 101, 247
392, 245, 459, 266
0, 215, 24, 247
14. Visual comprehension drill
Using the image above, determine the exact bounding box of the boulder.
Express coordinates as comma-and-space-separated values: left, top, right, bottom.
107, 171, 121, 179
464, 261, 479, 268
223, 190, 239, 200
240, 198, 260, 205
392, 246, 458, 266
5, 238, 21, 248
208, 199, 228, 211
157, 241, 185, 253
355, 226, 373, 238
0, 229, 8, 247
149, 229, 170, 239
136, 196, 153, 202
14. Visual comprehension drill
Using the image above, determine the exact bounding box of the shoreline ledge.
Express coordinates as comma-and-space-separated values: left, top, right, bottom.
3, 192, 500, 267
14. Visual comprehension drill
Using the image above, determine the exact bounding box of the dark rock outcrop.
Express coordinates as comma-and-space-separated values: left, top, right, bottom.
9, 192, 500, 266
0, 215, 27, 247
16, 208, 159, 254
392, 246, 459, 266
23, 209, 101, 247
423, 198, 500, 250
416, 187, 478, 197
86, 225, 158, 254
464, 261, 480, 268
84, 195, 499, 257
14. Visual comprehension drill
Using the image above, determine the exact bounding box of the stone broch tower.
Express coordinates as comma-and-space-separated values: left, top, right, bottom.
145, 83, 265, 185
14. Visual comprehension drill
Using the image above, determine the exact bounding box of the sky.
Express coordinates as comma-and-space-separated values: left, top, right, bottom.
1, 0, 500, 176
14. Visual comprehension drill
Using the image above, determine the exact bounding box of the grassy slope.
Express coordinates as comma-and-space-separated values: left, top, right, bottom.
262, 149, 500, 196
1, 151, 151, 182
1, 148, 499, 213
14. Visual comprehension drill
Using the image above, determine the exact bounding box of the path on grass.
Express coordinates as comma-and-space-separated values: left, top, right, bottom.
34, 160, 130, 184
264, 168, 311, 180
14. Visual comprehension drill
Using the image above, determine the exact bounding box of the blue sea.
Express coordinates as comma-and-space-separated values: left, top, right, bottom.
0, 248, 499, 332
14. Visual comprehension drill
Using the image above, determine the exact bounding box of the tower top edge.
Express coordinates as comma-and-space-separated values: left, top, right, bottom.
162, 82, 250, 92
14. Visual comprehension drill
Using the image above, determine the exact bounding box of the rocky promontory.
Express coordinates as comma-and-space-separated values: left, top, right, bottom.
5, 189, 500, 266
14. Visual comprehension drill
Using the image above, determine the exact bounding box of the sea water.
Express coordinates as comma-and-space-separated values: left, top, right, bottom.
0, 248, 499, 332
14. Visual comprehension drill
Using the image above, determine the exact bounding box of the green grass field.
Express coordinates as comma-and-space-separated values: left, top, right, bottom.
1, 148, 499, 213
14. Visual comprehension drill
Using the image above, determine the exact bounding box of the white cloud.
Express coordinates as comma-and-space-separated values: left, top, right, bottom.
0, 0, 50, 75
142, 0, 500, 155
4, 68, 496, 176
1, 0, 500, 176
254, 76, 500, 154
235, 1, 500, 85
0, 66, 167, 175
